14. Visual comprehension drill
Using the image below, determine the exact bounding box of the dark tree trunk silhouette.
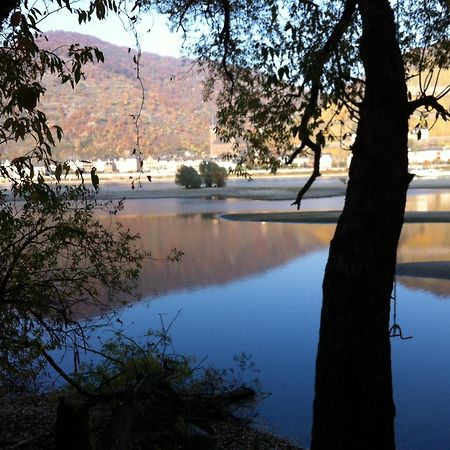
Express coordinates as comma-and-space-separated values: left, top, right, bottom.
311, 1, 411, 449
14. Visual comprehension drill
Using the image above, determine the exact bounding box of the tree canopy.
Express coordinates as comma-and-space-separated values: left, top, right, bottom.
141, 1, 449, 448
0, 0, 148, 392
153, 0, 449, 204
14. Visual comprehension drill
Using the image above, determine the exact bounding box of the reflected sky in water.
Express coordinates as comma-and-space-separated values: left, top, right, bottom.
107, 189, 450, 449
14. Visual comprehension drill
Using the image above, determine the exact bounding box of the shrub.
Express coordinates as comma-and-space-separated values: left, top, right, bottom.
199, 160, 228, 187
175, 165, 202, 189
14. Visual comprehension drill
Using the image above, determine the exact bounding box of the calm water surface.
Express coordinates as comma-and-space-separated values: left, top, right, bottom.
108, 190, 450, 450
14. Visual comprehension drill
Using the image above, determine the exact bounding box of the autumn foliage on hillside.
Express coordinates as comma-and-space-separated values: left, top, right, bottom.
2, 31, 215, 162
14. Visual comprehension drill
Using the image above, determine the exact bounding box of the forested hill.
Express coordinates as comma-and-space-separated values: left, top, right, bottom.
33, 31, 215, 160
5, 31, 449, 162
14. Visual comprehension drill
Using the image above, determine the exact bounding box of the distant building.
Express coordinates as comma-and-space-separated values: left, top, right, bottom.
320, 153, 333, 170
94, 159, 114, 173
293, 153, 334, 170
113, 158, 140, 173
409, 147, 445, 164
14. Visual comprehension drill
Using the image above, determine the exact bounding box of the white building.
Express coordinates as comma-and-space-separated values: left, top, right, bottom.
409, 147, 445, 164
113, 158, 140, 173
320, 153, 333, 170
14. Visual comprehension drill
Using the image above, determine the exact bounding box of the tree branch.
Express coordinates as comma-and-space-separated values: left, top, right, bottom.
291, 137, 321, 209
42, 350, 101, 399
408, 95, 450, 119
290, 0, 356, 208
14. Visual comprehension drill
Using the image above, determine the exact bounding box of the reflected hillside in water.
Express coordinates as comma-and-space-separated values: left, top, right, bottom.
397, 223, 450, 298
398, 223, 450, 263
397, 276, 450, 298
97, 191, 450, 304
116, 217, 450, 302
121, 213, 334, 299
406, 190, 450, 212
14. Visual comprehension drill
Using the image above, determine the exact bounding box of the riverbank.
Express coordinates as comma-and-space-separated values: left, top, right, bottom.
92, 174, 450, 202
222, 210, 450, 224
0, 394, 305, 450
3, 172, 450, 203
1, 171, 443, 202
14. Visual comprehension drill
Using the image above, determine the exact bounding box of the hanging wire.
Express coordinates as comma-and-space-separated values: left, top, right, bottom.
389, 273, 413, 340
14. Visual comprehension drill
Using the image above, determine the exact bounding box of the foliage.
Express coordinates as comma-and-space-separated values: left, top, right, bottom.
62, 329, 260, 449
153, 0, 449, 196
77, 329, 259, 398
199, 160, 228, 187
175, 164, 202, 188
0, 7, 107, 178
0, 1, 152, 393
0, 185, 146, 393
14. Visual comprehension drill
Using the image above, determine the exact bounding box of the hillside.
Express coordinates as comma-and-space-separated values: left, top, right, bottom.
10, 31, 216, 161
2, 31, 449, 162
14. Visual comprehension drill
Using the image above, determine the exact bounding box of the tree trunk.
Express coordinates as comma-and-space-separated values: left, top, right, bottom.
311, 1, 411, 449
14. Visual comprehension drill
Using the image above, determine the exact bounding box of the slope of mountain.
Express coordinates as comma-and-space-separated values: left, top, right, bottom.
2, 31, 449, 162
34, 31, 215, 161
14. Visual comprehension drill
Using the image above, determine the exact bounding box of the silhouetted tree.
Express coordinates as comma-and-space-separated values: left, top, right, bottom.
0, 1, 144, 392
148, 0, 450, 448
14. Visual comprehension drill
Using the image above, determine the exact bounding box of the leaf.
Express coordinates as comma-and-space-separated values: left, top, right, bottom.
63, 162, 71, 178
55, 126, 63, 141
91, 167, 99, 191
55, 164, 63, 182
10, 12, 21, 27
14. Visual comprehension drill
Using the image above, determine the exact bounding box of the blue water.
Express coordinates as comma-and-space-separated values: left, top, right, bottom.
118, 250, 325, 447
114, 245, 450, 450
68, 190, 450, 449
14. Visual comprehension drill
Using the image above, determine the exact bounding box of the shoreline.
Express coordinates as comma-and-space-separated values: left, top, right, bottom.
221, 210, 450, 224
93, 175, 450, 202
24, 173, 450, 201
2, 172, 450, 202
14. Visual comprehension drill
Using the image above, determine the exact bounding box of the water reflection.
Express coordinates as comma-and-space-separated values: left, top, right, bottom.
406, 189, 450, 212
110, 191, 450, 302
397, 223, 450, 297
121, 213, 334, 299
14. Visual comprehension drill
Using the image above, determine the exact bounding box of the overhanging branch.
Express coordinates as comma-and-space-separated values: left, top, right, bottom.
291, 137, 321, 210
290, 0, 356, 208
0, 0, 18, 28
408, 95, 450, 119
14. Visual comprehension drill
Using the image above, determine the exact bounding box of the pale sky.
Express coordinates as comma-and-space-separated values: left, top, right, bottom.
38, 3, 184, 57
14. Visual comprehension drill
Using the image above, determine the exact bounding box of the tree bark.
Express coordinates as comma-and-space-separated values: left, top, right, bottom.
311, 1, 411, 449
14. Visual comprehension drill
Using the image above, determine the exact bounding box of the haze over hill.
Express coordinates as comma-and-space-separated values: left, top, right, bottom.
6, 31, 216, 161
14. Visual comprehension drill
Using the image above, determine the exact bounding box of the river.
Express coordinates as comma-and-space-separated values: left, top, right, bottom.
93, 189, 450, 449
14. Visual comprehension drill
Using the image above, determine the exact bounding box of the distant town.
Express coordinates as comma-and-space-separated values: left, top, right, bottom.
1, 126, 449, 180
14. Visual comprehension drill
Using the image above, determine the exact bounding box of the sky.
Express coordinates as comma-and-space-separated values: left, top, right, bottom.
38, 3, 184, 58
